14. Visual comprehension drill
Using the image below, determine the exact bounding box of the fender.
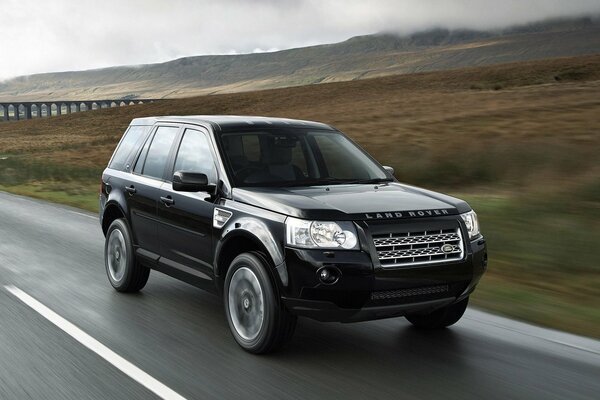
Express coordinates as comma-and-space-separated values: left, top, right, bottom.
214, 215, 288, 286
100, 188, 130, 234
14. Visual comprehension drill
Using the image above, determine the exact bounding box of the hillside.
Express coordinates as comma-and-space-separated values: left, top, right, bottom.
1, 17, 599, 101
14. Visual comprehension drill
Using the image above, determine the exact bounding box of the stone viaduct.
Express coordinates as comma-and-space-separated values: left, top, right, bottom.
0, 99, 157, 121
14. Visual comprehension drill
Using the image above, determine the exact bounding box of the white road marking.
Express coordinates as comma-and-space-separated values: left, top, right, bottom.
69, 210, 98, 220
5, 285, 188, 400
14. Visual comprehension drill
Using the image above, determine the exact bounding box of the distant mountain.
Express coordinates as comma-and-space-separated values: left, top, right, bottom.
1, 16, 599, 101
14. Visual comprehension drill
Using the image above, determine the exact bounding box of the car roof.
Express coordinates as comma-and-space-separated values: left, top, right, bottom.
129, 115, 334, 132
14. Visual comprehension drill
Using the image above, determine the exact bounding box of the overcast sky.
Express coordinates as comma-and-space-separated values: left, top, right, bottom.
1, 0, 599, 81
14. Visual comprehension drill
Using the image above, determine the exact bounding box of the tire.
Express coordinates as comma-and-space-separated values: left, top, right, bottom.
224, 252, 297, 354
104, 219, 150, 293
405, 297, 469, 329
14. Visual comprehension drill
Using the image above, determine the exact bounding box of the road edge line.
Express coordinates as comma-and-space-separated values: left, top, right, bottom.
4, 285, 187, 400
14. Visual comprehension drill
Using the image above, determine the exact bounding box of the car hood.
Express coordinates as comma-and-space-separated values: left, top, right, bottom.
231, 182, 471, 220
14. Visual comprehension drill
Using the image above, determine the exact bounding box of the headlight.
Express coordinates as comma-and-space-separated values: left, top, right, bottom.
460, 210, 480, 240
285, 217, 359, 250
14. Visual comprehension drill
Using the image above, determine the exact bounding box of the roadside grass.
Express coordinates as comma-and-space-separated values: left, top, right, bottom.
0, 56, 598, 337
0, 181, 99, 212
0, 156, 100, 212
473, 274, 600, 338
459, 184, 600, 338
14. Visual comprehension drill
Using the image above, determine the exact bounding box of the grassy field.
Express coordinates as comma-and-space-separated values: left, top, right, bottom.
1, 55, 599, 337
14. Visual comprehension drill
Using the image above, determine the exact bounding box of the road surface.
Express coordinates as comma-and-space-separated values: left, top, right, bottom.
0, 191, 598, 399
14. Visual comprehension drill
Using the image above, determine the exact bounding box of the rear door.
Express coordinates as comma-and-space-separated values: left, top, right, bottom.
157, 126, 218, 282
127, 124, 181, 259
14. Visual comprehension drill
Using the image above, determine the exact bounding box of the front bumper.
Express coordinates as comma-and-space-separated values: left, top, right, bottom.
283, 296, 460, 323
280, 235, 487, 323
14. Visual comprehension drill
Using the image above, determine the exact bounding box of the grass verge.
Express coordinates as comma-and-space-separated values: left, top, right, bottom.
0, 156, 100, 212
463, 187, 600, 338
0, 182, 99, 212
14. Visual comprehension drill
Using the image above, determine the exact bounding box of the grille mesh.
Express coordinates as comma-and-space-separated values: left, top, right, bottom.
371, 285, 449, 300
373, 228, 464, 267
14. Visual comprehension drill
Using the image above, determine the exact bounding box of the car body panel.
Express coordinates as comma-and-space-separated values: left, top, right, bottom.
231, 183, 467, 220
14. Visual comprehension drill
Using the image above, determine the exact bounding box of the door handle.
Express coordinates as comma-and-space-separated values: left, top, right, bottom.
125, 185, 136, 195
160, 196, 175, 206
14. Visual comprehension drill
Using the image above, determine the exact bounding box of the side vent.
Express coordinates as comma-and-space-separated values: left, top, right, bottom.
213, 208, 233, 229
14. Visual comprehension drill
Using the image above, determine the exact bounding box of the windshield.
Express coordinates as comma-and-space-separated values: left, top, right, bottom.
219, 129, 390, 187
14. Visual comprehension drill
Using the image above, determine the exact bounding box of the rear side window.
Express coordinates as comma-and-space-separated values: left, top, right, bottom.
140, 126, 180, 179
109, 125, 149, 171
133, 133, 152, 174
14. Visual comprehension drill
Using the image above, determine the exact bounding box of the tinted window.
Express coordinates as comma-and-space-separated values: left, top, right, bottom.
133, 133, 152, 174
290, 139, 309, 177
141, 126, 179, 179
219, 130, 388, 187
313, 134, 360, 179
109, 125, 149, 170
173, 129, 217, 182
242, 135, 261, 162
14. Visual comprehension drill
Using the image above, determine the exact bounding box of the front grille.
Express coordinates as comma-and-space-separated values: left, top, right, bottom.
371, 285, 449, 301
373, 228, 464, 267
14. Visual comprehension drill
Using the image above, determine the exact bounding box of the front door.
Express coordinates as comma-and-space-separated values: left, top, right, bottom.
157, 127, 218, 282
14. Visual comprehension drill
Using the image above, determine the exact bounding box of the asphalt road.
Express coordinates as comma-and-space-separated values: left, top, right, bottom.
0, 191, 598, 400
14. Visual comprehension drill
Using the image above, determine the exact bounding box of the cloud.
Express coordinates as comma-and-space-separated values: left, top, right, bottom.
0, 0, 599, 80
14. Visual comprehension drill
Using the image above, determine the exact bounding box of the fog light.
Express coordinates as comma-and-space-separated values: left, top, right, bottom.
318, 267, 340, 285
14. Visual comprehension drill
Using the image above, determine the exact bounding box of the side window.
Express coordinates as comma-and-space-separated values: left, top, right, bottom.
133, 133, 152, 174
173, 129, 217, 182
141, 126, 179, 179
109, 125, 149, 171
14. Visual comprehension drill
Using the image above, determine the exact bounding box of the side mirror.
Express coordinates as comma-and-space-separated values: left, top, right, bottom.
383, 166, 395, 176
172, 171, 212, 192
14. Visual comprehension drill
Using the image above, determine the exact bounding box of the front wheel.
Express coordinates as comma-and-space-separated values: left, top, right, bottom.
104, 219, 150, 292
224, 252, 297, 354
405, 297, 469, 329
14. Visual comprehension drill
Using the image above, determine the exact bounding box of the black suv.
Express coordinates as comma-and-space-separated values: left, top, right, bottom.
100, 116, 487, 353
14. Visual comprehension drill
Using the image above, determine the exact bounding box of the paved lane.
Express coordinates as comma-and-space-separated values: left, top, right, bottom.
0, 191, 598, 399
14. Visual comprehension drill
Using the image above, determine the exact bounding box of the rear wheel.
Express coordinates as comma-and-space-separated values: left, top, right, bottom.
104, 219, 150, 292
405, 297, 469, 329
224, 252, 297, 354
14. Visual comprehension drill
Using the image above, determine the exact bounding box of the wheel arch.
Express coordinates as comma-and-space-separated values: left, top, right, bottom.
215, 229, 283, 293
101, 201, 127, 236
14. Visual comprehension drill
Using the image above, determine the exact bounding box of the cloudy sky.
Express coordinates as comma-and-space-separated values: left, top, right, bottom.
1, 0, 599, 80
